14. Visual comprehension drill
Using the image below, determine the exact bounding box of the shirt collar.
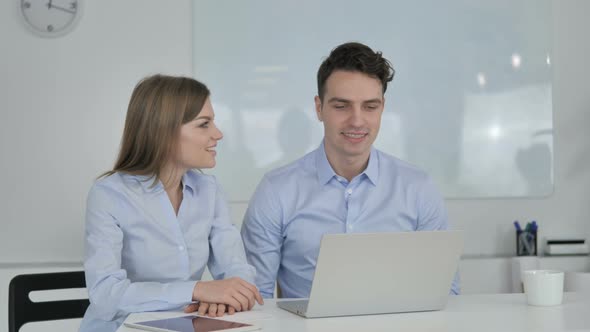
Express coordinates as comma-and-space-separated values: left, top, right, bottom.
363, 148, 379, 186
130, 174, 163, 193
316, 141, 336, 185
181, 171, 197, 195
315, 141, 379, 186
129, 171, 197, 195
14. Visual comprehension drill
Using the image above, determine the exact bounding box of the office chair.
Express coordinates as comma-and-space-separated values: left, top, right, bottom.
8, 271, 90, 332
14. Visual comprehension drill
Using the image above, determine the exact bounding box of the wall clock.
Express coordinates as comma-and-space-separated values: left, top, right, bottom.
20, 0, 82, 38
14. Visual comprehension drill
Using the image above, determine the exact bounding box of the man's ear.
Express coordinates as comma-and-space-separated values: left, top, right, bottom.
314, 96, 323, 122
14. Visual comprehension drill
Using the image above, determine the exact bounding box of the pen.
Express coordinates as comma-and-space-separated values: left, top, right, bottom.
520, 232, 534, 254
514, 221, 522, 232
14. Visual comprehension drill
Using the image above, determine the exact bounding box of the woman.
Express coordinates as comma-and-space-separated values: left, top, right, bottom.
79, 75, 262, 332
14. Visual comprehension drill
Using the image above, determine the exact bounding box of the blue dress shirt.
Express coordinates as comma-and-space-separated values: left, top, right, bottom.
241, 142, 459, 299
80, 170, 255, 332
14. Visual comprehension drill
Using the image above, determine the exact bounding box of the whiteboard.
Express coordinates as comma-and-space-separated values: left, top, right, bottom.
193, 0, 553, 201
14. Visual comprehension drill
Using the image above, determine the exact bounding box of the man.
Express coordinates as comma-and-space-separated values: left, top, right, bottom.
241, 42, 459, 299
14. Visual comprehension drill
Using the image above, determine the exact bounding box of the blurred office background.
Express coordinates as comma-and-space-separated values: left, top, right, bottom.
1, 1, 589, 330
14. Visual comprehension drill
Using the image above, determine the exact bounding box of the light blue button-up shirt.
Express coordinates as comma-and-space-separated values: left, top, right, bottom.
241, 142, 459, 299
80, 170, 255, 332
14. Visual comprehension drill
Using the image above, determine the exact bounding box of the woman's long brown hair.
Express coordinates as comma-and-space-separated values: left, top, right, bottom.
102, 74, 210, 184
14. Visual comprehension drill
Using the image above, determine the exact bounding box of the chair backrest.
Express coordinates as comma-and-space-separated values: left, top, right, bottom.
8, 271, 90, 332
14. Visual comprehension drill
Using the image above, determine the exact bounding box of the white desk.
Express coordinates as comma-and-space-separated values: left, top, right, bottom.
119, 293, 590, 332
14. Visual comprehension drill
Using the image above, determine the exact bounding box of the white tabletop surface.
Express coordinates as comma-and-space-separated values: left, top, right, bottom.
119, 293, 590, 332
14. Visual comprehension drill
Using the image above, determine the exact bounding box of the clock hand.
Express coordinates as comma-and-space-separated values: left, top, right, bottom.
49, 3, 75, 14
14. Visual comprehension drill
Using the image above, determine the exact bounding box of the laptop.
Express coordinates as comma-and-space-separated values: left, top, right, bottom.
277, 230, 463, 318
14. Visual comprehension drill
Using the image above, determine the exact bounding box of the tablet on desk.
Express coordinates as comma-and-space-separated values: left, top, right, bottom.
124, 315, 260, 332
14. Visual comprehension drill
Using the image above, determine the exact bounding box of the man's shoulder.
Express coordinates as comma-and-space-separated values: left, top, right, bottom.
263, 150, 316, 186
375, 149, 430, 183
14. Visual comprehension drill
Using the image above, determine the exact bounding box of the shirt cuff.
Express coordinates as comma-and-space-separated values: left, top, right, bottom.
164, 280, 198, 304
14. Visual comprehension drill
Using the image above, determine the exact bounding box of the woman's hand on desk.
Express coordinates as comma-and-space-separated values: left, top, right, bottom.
192, 277, 264, 312
184, 302, 236, 317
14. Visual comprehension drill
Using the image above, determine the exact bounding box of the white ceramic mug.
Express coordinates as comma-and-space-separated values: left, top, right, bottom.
522, 270, 564, 306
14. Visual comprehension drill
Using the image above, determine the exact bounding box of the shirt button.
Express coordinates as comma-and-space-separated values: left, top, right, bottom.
178, 246, 185, 251
347, 189, 353, 194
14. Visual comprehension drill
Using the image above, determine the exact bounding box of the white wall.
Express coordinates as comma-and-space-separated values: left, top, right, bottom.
0, 0, 193, 329
0, 0, 193, 263
1, 0, 589, 330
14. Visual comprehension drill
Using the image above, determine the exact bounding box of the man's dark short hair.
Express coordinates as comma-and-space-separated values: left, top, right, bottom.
317, 42, 395, 101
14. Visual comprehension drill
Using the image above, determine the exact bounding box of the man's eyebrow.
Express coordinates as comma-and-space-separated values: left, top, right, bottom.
326, 98, 382, 104
363, 99, 383, 104
327, 97, 351, 103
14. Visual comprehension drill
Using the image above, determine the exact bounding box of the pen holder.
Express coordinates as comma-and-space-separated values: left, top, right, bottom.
517, 230, 537, 256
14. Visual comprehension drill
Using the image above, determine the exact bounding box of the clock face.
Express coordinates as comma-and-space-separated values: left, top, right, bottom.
20, 0, 81, 37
